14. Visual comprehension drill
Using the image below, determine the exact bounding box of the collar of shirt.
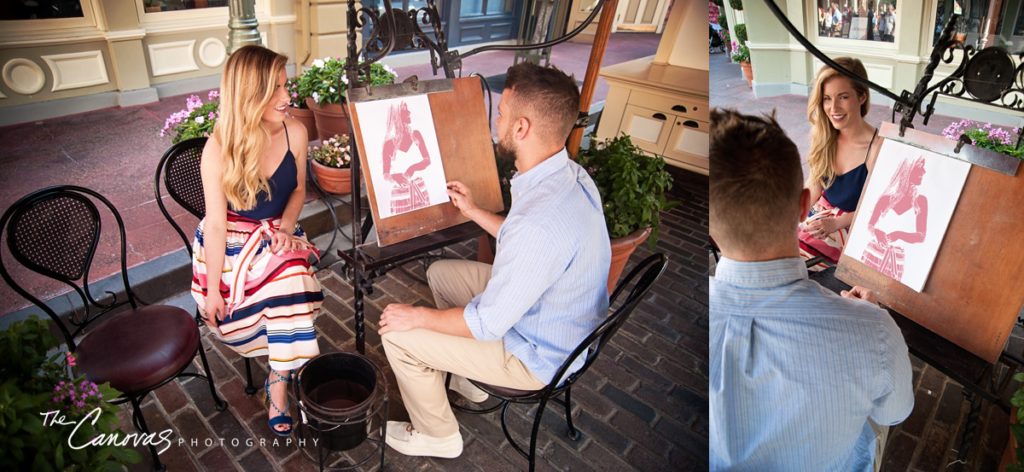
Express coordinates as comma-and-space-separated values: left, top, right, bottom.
714, 256, 808, 289
510, 148, 569, 201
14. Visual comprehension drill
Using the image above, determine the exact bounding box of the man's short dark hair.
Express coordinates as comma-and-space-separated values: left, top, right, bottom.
504, 62, 580, 143
710, 108, 803, 251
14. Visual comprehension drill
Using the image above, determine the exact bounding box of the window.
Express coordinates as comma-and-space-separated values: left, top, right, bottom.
932, 0, 1022, 50
1, 0, 83, 20
815, 0, 897, 43
143, 0, 228, 13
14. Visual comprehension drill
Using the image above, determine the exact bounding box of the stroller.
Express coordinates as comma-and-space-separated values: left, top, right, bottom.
710, 23, 726, 54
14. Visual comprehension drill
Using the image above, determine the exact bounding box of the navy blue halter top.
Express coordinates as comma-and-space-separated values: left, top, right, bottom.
232, 123, 296, 220
822, 129, 877, 212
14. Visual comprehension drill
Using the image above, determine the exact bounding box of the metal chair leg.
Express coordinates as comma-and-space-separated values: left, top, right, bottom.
131, 397, 166, 472
563, 387, 580, 440
528, 398, 549, 472
195, 340, 227, 411
244, 358, 257, 395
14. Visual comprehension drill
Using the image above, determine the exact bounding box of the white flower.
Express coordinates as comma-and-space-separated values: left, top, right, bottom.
329, 87, 336, 93
341, 75, 349, 84
312, 91, 320, 103
195, 116, 205, 124
312, 59, 325, 68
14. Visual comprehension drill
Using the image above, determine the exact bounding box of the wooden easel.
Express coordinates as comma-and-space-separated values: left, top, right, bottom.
347, 77, 503, 247
836, 122, 1024, 364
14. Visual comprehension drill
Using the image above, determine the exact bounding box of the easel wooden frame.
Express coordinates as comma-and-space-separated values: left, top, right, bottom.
835, 125, 1024, 364
347, 77, 503, 247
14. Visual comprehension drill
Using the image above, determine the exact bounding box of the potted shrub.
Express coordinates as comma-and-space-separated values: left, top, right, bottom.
0, 317, 141, 470
731, 41, 752, 87
160, 90, 219, 144
942, 120, 1023, 160
286, 76, 318, 142
298, 57, 398, 139
310, 133, 354, 195
577, 134, 675, 293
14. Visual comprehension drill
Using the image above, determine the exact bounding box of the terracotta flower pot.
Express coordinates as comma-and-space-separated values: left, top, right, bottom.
306, 98, 351, 140
311, 159, 352, 195
287, 106, 318, 142
608, 227, 652, 294
740, 61, 753, 88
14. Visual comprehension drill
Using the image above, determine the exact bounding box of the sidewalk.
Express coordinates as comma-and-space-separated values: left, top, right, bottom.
710, 51, 1009, 471
0, 32, 660, 317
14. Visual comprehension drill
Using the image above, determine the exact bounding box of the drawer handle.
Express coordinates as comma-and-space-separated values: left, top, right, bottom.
683, 120, 699, 128
672, 105, 687, 113
652, 113, 667, 121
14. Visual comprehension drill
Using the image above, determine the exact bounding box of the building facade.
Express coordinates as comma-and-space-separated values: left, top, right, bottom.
724, 0, 1023, 127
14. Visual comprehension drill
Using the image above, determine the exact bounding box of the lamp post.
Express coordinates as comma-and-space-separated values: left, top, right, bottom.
228, 0, 262, 53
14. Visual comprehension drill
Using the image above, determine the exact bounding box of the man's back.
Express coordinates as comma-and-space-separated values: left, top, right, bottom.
709, 258, 913, 471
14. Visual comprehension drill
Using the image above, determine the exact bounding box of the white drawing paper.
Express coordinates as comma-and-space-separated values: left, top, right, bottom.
844, 139, 971, 292
354, 94, 449, 219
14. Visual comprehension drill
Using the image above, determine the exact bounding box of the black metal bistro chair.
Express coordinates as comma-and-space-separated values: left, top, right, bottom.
0, 186, 226, 471
154, 136, 260, 396
449, 253, 668, 471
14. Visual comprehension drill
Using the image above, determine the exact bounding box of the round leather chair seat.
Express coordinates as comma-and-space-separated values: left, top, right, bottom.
75, 305, 199, 394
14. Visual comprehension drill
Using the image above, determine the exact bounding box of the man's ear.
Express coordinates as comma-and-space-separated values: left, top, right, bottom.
799, 188, 812, 221
515, 116, 531, 141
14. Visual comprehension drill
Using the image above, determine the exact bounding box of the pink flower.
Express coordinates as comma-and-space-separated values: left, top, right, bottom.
65, 351, 77, 367
208, 90, 219, 100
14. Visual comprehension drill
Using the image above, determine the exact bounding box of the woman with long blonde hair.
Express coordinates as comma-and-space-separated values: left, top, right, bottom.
191, 45, 323, 436
798, 57, 882, 269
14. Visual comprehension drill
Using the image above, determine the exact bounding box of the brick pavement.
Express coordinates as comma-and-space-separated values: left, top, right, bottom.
119, 170, 710, 471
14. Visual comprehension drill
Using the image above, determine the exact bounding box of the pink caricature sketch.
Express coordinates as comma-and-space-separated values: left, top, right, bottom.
861, 156, 929, 280
382, 101, 432, 215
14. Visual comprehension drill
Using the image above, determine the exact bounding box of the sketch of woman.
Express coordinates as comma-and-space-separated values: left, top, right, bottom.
861, 156, 929, 280
382, 101, 433, 215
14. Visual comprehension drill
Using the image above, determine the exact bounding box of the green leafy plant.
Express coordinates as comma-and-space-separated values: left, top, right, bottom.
730, 41, 750, 63
728, 0, 743, 10
160, 91, 219, 144
734, 23, 748, 44
310, 134, 353, 168
718, 12, 728, 30
577, 134, 676, 246
297, 57, 398, 106
0, 317, 141, 470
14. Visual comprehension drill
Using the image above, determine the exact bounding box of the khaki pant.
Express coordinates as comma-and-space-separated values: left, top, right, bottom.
381, 260, 546, 437
872, 420, 889, 472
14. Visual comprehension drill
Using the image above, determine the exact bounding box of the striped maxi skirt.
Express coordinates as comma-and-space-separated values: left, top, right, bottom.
191, 213, 324, 372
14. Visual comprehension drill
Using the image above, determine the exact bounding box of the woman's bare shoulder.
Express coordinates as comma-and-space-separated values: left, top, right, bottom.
284, 116, 309, 144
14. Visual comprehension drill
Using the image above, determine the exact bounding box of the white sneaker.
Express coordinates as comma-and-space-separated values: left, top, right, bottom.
449, 375, 489, 403
385, 421, 463, 458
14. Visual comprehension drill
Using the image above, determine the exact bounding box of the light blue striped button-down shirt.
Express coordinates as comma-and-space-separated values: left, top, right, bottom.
710, 257, 914, 471
463, 148, 611, 384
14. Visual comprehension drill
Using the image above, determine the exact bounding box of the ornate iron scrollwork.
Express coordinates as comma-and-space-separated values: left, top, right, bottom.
344, 0, 454, 92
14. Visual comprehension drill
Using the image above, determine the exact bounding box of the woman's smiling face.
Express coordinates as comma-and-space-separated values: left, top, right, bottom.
821, 76, 865, 132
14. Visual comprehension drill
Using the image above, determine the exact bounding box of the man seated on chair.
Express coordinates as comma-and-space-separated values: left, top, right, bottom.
375, 62, 610, 459
708, 109, 914, 471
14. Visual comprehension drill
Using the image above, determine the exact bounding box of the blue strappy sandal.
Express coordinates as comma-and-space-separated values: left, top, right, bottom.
265, 370, 293, 436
